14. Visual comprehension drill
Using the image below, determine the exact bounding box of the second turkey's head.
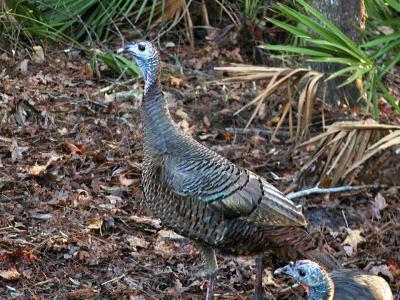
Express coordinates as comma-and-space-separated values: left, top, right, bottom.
118, 41, 160, 95
274, 260, 327, 288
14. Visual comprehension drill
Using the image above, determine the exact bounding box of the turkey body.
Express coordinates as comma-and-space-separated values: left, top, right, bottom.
329, 270, 393, 300
141, 85, 315, 257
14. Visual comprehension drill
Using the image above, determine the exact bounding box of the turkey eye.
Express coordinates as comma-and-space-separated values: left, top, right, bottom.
298, 270, 306, 277
138, 44, 146, 51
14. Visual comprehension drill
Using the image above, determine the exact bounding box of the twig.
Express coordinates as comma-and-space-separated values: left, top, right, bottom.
341, 210, 349, 229
286, 184, 384, 200
101, 274, 126, 285
91, 78, 135, 96
224, 127, 290, 138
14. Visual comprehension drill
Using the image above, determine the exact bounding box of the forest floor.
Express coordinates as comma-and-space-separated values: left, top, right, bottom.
0, 40, 399, 299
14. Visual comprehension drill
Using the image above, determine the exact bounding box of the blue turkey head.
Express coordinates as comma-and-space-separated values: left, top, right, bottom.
274, 260, 326, 287
118, 40, 160, 94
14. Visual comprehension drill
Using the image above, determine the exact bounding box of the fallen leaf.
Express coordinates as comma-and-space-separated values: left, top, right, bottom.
153, 240, 176, 258
65, 288, 98, 299
175, 108, 189, 120
85, 218, 103, 230
203, 115, 211, 127
119, 175, 136, 187
28, 164, 47, 176
58, 128, 68, 135
32, 45, 45, 62
0, 248, 38, 263
157, 230, 184, 240
129, 215, 161, 229
10, 138, 28, 162
250, 135, 266, 146
343, 245, 354, 256
371, 192, 387, 220
19, 59, 29, 75
305, 144, 316, 152
64, 142, 87, 155
0, 269, 21, 281
223, 131, 234, 142
342, 228, 365, 256
126, 236, 149, 251
169, 76, 183, 88
83, 63, 93, 78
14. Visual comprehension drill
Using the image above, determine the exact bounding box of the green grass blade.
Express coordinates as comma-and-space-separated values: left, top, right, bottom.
260, 45, 332, 57
326, 65, 362, 81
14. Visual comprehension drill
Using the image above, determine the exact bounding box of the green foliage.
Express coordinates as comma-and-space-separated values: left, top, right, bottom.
93, 52, 140, 77
243, 0, 267, 22
0, 0, 142, 77
262, 0, 400, 119
37, 0, 165, 41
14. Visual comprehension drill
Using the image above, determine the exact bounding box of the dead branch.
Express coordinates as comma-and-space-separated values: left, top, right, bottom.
286, 184, 385, 200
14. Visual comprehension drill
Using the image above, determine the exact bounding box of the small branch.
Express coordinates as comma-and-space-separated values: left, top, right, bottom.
101, 274, 126, 285
225, 127, 290, 138
286, 184, 385, 200
93, 78, 135, 95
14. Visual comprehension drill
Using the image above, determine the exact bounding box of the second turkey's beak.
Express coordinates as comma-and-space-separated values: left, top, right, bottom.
117, 46, 128, 54
274, 264, 292, 276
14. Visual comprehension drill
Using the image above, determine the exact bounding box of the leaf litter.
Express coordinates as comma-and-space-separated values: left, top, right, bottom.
0, 42, 399, 299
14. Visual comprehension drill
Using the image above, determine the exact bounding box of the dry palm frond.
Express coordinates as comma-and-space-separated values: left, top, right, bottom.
215, 64, 324, 142
299, 119, 400, 186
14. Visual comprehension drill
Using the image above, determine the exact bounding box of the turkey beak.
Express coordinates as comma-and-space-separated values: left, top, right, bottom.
117, 46, 127, 54
274, 265, 291, 276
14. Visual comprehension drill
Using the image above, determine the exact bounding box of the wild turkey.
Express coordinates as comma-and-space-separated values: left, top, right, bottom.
274, 260, 393, 300
117, 41, 338, 299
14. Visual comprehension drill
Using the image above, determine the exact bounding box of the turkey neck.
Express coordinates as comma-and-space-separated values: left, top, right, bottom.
307, 269, 334, 300
142, 82, 177, 155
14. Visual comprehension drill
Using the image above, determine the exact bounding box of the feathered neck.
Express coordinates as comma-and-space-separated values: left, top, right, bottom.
141, 82, 176, 154
137, 55, 160, 95
307, 269, 334, 300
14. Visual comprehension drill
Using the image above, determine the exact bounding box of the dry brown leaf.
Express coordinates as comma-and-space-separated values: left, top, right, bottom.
85, 218, 103, 230
203, 115, 211, 127
119, 175, 136, 187
29, 164, 47, 176
32, 46, 45, 62
83, 64, 93, 78
157, 230, 184, 240
0, 268, 21, 281
64, 142, 88, 155
371, 192, 387, 220
129, 215, 162, 229
175, 108, 189, 120
342, 228, 365, 256
10, 138, 28, 162
169, 76, 183, 88
65, 288, 98, 299
153, 240, 176, 258
126, 236, 149, 251
250, 135, 266, 146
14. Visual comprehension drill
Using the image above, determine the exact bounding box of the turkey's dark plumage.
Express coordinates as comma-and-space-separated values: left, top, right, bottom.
275, 260, 393, 300
118, 41, 338, 299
